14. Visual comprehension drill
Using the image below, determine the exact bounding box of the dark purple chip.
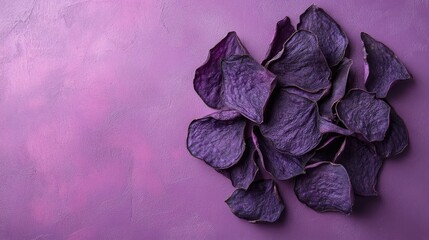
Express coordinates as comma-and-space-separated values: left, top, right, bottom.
187, 110, 246, 169
262, 16, 296, 66
254, 129, 309, 180
309, 136, 345, 164
226, 180, 284, 223
361, 32, 412, 98
222, 55, 277, 124
374, 108, 409, 158
319, 117, 353, 136
319, 58, 353, 119
294, 162, 354, 213
298, 5, 348, 66
219, 138, 259, 189
335, 137, 382, 196
336, 89, 390, 142
266, 30, 331, 93
194, 32, 248, 109
260, 89, 322, 156
285, 86, 329, 102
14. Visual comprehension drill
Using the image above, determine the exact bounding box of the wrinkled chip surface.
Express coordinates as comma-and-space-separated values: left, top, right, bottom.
222, 55, 277, 124
194, 32, 248, 108
298, 5, 348, 66
220, 138, 259, 189
260, 90, 322, 156
267, 30, 331, 92
319, 58, 353, 119
187, 110, 246, 169
295, 162, 354, 213
262, 16, 296, 66
226, 180, 284, 223
337, 89, 390, 142
336, 137, 382, 196
374, 108, 409, 158
254, 129, 308, 180
362, 32, 412, 98
285, 87, 328, 102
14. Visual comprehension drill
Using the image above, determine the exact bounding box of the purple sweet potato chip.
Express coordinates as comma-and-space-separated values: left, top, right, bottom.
298, 5, 348, 66
222, 55, 277, 124
220, 138, 259, 189
260, 89, 322, 156
285, 87, 329, 102
194, 32, 248, 108
374, 107, 409, 158
335, 137, 382, 196
266, 30, 331, 93
254, 129, 308, 180
187, 110, 246, 169
226, 180, 284, 223
319, 58, 353, 119
262, 16, 296, 66
336, 89, 390, 142
294, 162, 354, 213
361, 32, 412, 98
319, 117, 353, 136
309, 136, 345, 164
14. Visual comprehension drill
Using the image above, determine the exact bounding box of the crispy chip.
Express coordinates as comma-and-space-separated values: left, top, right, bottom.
337, 89, 390, 142
298, 5, 348, 66
226, 180, 284, 223
362, 32, 412, 98
187, 110, 246, 169
194, 32, 248, 108
254, 129, 309, 180
222, 55, 276, 124
266, 30, 331, 92
260, 89, 322, 155
295, 162, 354, 213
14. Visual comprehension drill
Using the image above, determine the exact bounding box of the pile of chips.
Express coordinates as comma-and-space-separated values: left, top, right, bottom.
187, 5, 411, 223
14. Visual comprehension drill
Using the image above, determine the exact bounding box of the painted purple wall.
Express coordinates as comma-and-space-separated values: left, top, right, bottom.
0, 0, 428, 239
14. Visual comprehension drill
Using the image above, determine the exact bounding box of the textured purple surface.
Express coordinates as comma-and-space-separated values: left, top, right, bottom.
0, 1, 429, 239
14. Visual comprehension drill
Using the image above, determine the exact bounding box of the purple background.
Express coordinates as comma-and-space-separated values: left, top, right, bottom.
0, 0, 428, 239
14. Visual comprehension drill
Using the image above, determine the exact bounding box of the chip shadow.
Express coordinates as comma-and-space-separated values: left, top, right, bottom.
351, 195, 383, 218
386, 77, 415, 100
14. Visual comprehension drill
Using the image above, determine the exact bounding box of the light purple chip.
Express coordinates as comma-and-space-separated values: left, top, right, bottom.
222, 55, 277, 124
187, 110, 246, 169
